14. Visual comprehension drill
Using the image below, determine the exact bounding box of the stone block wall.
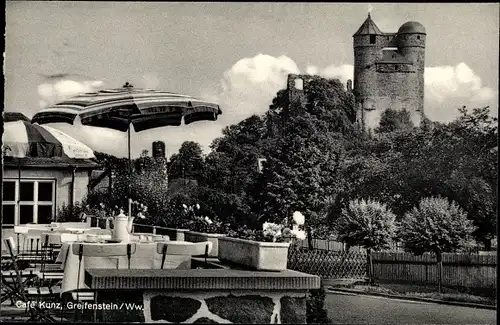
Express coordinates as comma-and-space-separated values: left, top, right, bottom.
92, 290, 307, 324
83, 268, 320, 324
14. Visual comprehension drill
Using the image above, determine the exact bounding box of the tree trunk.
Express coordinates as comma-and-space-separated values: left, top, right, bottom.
436, 250, 443, 293
366, 248, 374, 285
306, 225, 313, 251
483, 238, 492, 251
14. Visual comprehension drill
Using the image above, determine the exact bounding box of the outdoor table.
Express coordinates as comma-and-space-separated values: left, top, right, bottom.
58, 239, 196, 295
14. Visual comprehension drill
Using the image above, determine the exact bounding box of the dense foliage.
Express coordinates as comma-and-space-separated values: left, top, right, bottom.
306, 280, 331, 324
336, 199, 396, 251
79, 75, 496, 251
398, 197, 476, 256
398, 196, 476, 292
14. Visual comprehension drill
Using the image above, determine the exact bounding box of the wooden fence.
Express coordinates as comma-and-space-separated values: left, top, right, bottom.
372, 252, 497, 289
294, 237, 405, 253
287, 241, 497, 289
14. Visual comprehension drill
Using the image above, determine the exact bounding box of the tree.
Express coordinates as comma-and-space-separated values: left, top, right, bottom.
206, 115, 267, 195
375, 109, 414, 133
168, 141, 205, 181
398, 197, 476, 292
383, 107, 497, 248
254, 114, 345, 247
335, 199, 396, 284
444, 107, 498, 249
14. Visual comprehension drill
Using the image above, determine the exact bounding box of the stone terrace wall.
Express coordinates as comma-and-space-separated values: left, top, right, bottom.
83, 268, 320, 324
93, 290, 307, 323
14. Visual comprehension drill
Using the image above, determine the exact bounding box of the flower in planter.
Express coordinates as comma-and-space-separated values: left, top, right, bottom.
292, 211, 305, 226
291, 228, 306, 240
263, 222, 283, 242
231, 215, 307, 243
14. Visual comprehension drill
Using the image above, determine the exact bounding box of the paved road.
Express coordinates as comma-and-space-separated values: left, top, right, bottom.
325, 291, 496, 325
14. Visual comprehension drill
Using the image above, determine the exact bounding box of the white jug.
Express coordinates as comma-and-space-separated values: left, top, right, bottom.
107, 212, 134, 242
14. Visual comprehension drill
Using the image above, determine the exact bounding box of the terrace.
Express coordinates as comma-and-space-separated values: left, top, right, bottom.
1, 216, 320, 324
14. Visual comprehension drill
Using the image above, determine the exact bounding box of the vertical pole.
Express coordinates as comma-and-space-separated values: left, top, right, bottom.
71, 167, 76, 208
17, 160, 21, 227
128, 120, 132, 218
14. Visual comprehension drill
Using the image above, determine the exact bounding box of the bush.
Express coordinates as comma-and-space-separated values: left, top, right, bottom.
306, 279, 331, 324
57, 202, 86, 222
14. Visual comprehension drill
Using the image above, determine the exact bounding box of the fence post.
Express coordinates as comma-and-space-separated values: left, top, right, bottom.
367, 249, 374, 285
153, 226, 157, 235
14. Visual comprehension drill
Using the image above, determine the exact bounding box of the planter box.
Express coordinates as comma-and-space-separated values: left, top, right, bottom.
218, 237, 290, 271
185, 231, 225, 257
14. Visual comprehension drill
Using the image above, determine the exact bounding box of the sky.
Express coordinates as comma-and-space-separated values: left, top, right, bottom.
4, 2, 499, 159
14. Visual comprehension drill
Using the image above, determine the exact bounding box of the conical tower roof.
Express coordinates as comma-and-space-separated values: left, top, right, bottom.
353, 13, 383, 36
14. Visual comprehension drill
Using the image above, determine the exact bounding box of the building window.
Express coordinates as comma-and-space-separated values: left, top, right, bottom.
2, 179, 55, 227
370, 35, 376, 44
395, 65, 399, 70
417, 35, 420, 40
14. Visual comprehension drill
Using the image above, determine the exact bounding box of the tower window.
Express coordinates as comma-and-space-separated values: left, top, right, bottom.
370, 35, 376, 44
417, 35, 421, 40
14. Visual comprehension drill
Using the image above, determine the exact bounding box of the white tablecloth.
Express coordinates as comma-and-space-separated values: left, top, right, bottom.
58, 240, 195, 294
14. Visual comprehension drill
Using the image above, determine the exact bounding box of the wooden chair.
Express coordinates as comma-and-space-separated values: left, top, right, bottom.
191, 241, 213, 264
64, 243, 136, 322
156, 241, 212, 269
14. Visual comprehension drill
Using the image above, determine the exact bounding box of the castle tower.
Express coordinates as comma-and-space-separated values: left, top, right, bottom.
353, 14, 426, 130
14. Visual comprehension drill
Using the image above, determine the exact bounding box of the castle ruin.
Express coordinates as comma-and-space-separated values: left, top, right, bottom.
353, 13, 426, 130
281, 13, 426, 132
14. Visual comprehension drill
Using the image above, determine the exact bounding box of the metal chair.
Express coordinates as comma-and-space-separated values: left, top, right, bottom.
2, 237, 59, 322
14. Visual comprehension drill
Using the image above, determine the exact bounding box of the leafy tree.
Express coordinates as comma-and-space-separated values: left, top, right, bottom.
375, 109, 414, 133
206, 115, 267, 194
398, 196, 476, 292
252, 76, 358, 245
443, 107, 498, 249
335, 199, 396, 284
382, 107, 497, 248
254, 114, 344, 246
168, 141, 205, 181
303, 77, 356, 132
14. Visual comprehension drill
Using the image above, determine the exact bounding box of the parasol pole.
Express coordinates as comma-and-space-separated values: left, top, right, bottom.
124, 81, 134, 218
127, 118, 132, 218
17, 159, 21, 227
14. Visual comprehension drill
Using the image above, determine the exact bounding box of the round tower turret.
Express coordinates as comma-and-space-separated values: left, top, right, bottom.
397, 21, 426, 121
353, 14, 384, 105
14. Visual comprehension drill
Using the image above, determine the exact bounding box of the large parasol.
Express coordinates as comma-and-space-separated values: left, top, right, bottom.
3, 120, 95, 160
31, 82, 222, 215
3, 118, 97, 224
32, 82, 222, 160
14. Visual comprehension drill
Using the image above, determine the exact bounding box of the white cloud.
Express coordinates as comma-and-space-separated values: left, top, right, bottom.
424, 62, 497, 121
39, 57, 497, 159
37, 74, 105, 108
306, 64, 354, 85
217, 54, 300, 121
